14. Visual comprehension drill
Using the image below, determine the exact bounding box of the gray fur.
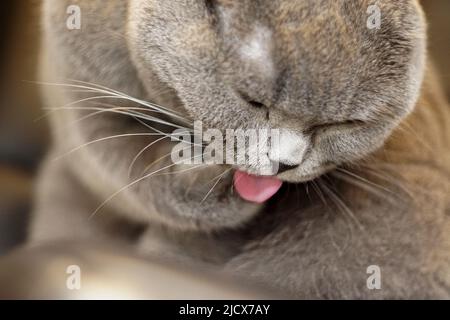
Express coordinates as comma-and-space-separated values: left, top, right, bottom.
31, 0, 450, 298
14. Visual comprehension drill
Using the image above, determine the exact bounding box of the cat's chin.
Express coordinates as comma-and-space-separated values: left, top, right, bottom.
151, 164, 263, 231
147, 161, 335, 230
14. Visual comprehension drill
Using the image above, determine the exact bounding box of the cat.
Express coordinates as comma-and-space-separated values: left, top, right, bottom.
31, 0, 450, 298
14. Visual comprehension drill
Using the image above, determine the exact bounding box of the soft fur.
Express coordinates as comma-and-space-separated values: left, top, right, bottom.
31, 0, 450, 298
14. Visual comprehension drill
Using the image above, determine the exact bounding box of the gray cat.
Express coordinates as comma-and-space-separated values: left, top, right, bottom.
31, 0, 450, 298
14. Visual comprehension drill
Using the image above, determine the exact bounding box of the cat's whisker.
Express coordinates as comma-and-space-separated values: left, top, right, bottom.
130, 119, 201, 178
142, 145, 195, 175
154, 164, 206, 177
318, 179, 365, 232
396, 121, 434, 154
336, 168, 394, 194
33, 80, 190, 124
315, 179, 354, 254
89, 153, 205, 220
45, 105, 190, 131
128, 136, 170, 178
131, 116, 196, 143
369, 165, 431, 197
66, 105, 168, 127
130, 116, 204, 174
304, 182, 312, 203
355, 163, 416, 198
311, 180, 328, 208
185, 170, 207, 198
127, 130, 192, 178
65, 89, 105, 94
86, 101, 167, 114
204, 167, 233, 186
331, 171, 397, 204
89, 162, 180, 220
67, 79, 189, 121
36, 94, 117, 121
52, 133, 167, 162
72, 77, 176, 99
200, 168, 231, 204
372, 162, 434, 197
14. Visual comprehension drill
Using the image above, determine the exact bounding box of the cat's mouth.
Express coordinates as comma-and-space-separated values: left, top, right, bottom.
233, 170, 283, 204
233, 164, 335, 204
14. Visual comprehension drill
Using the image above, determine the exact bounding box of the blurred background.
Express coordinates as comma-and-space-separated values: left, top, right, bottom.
0, 0, 449, 257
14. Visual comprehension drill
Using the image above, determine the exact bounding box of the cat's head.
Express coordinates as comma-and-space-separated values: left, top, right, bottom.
45, 0, 427, 231
129, 0, 426, 184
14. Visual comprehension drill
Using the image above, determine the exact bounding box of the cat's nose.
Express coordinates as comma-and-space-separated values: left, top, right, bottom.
238, 91, 269, 110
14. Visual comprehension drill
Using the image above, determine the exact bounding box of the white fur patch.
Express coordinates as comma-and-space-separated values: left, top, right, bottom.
269, 129, 308, 165
239, 26, 274, 77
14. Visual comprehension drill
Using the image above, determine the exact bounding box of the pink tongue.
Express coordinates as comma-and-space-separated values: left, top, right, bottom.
233, 170, 283, 204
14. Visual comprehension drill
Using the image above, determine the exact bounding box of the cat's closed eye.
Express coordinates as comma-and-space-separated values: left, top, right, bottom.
306, 119, 366, 135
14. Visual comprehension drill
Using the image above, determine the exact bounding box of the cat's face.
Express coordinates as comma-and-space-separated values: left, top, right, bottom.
129, 0, 426, 184
45, 0, 427, 230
